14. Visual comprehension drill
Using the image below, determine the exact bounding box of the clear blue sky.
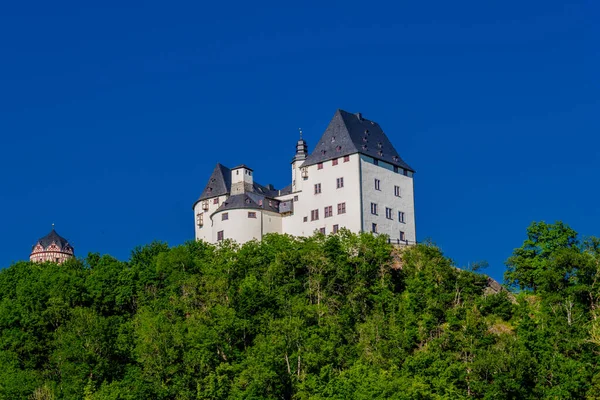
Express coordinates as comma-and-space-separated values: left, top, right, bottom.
1, 0, 598, 281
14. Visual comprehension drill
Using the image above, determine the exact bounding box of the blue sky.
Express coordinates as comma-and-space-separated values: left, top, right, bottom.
0, 0, 598, 281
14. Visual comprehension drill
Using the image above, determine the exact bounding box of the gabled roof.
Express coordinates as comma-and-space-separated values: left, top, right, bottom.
301, 109, 414, 171
195, 163, 232, 205
33, 228, 73, 251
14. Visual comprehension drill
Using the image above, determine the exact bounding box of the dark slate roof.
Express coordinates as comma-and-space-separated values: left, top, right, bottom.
301, 109, 414, 171
278, 183, 293, 196
194, 163, 232, 206
33, 229, 72, 251
212, 193, 280, 215
253, 182, 279, 198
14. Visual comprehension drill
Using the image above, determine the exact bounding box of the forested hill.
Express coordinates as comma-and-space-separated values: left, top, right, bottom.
1, 223, 599, 399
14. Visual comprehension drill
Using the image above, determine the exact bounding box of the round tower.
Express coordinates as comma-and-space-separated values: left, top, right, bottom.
30, 226, 74, 264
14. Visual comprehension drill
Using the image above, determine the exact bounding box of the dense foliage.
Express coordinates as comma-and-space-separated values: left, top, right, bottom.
1, 224, 600, 399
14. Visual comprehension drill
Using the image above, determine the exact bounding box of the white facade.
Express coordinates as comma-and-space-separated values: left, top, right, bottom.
193, 110, 416, 245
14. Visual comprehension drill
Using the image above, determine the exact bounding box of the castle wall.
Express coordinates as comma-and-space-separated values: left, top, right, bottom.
194, 194, 229, 241
211, 208, 262, 243
359, 155, 416, 243
279, 154, 362, 237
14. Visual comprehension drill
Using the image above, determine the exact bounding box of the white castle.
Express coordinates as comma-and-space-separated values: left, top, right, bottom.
193, 109, 416, 245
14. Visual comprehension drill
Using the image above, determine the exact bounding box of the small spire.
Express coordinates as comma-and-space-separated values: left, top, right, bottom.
298, 128, 303, 140
52, 223, 55, 230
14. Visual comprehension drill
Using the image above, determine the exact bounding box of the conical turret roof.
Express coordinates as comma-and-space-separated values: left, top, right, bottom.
32, 228, 72, 251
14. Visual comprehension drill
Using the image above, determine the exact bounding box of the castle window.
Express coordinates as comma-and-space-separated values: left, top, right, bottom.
394, 185, 401, 197
311, 209, 319, 221
336, 177, 344, 189
343, 155, 350, 162
394, 166, 399, 173
196, 213, 204, 227
319, 227, 326, 234
332, 158, 338, 166
317, 162, 323, 170
372, 223, 378, 233
324, 206, 333, 218
314, 183, 321, 194
294, 195, 298, 201
222, 213, 229, 221
373, 159, 379, 166
248, 212, 257, 218
236, 170, 239, 175
304, 216, 308, 222
213, 198, 219, 205
217, 231, 224, 241
337, 202, 346, 214
403, 169, 408, 176
333, 224, 339, 233
385, 207, 393, 219
398, 211, 405, 223
370, 203, 378, 215
400, 231, 406, 241
374, 179, 381, 191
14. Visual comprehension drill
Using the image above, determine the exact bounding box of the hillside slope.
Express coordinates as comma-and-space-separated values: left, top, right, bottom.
0, 226, 599, 399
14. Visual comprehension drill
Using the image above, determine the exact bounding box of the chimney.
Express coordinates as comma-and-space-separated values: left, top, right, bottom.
355, 112, 363, 121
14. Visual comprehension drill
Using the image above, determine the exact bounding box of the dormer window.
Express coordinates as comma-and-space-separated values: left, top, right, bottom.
363, 137, 367, 142
321, 150, 326, 156
362, 145, 367, 150
364, 129, 369, 134
331, 136, 335, 143
336, 146, 342, 152
377, 142, 382, 149
378, 151, 383, 157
